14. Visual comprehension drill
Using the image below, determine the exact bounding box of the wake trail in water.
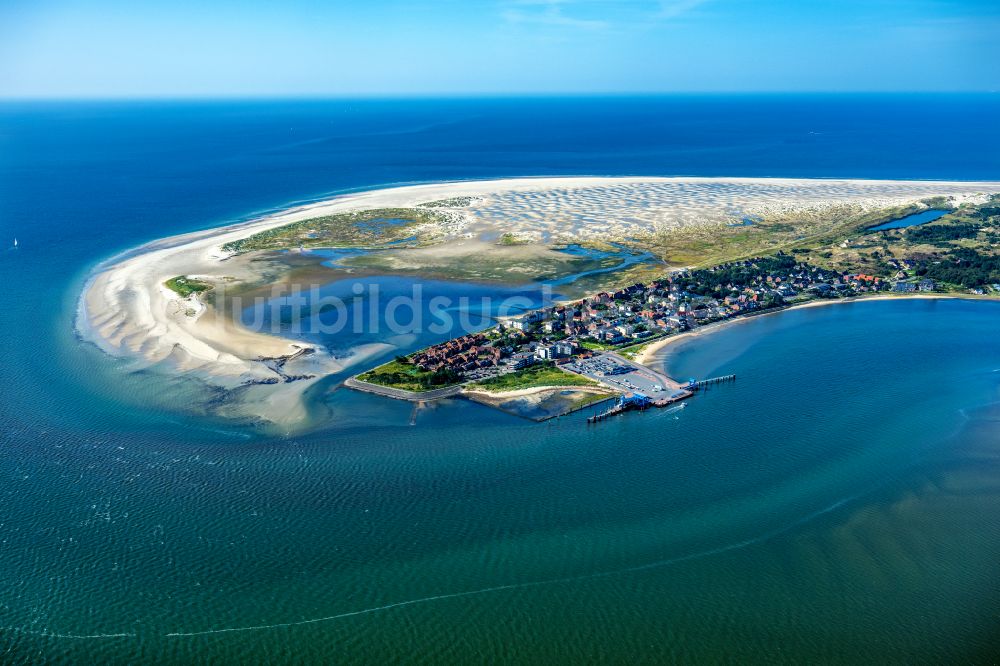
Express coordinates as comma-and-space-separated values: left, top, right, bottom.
3, 492, 860, 641
2, 626, 135, 640
164, 492, 860, 638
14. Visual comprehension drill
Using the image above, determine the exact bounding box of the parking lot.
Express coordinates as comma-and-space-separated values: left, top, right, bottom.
564, 352, 683, 397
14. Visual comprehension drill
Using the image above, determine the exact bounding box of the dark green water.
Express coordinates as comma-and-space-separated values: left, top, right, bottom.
3, 299, 999, 663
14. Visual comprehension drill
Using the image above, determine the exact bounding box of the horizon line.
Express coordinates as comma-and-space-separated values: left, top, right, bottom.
1, 90, 998, 103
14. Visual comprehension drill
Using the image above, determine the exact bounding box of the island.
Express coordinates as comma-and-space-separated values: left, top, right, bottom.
76, 177, 1000, 428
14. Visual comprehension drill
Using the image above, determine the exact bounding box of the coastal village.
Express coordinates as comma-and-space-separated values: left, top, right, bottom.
342, 195, 1000, 420
353, 252, 928, 418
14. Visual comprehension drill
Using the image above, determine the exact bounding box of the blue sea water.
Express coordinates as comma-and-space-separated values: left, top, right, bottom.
1, 96, 1000, 663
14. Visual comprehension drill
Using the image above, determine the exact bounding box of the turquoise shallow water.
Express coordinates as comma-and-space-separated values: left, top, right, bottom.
2, 98, 1000, 663
3, 299, 1000, 662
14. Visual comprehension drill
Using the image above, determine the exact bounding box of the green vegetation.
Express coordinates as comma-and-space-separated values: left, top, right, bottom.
165, 275, 212, 297
905, 223, 982, 245
636, 197, 1000, 294
221, 208, 447, 253
675, 254, 798, 296
641, 202, 930, 270
339, 243, 650, 287
841, 199, 1000, 289
467, 362, 599, 392
914, 248, 1000, 288
618, 334, 671, 360
577, 339, 616, 351
497, 233, 530, 246
418, 196, 477, 208
357, 358, 462, 392
236, 195, 1000, 317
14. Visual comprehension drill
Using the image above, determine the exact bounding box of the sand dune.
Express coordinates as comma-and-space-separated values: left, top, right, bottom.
76, 177, 1000, 425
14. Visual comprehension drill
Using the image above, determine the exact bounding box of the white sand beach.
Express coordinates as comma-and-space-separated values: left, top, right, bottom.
631, 293, 988, 368
76, 176, 1000, 425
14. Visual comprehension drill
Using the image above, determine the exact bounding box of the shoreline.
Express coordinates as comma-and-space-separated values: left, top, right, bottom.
461, 384, 617, 421
75, 176, 1000, 427
633, 293, 999, 367
461, 384, 614, 400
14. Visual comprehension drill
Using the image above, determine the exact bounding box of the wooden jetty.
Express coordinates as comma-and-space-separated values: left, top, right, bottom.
556, 394, 617, 420
689, 374, 736, 389
587, 399, 628, 424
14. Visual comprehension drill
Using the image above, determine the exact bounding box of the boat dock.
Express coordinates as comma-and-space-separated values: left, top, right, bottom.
586, 389, 693, 424
579, 359, 736, 424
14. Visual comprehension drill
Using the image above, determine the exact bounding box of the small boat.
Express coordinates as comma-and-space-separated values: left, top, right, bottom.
12, 238, 17, 248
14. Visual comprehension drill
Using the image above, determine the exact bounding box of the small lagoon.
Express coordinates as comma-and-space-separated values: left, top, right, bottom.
867, 208, 949, 231
240, 273, 561, 360
546, 243, 655, 287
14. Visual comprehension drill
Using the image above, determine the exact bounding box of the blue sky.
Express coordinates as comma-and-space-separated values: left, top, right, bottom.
1, 0, 998, 97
